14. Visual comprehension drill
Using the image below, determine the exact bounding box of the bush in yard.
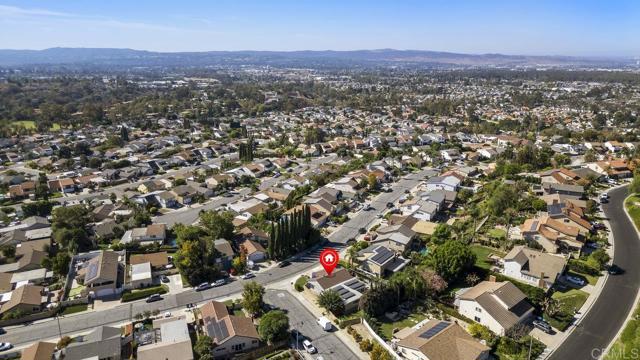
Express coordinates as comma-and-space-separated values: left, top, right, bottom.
359, 339, 373, 352
568, 259, 600, 276
317, 289, 345, 316
370, 342, 392, 360
294, 275, 308, 292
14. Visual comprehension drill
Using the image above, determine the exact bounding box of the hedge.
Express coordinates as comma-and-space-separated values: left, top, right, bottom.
121, 285, 168, 302
568, 259, 600, 276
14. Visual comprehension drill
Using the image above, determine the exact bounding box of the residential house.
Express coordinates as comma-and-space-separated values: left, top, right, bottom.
137, 316, 194, 360
425, 175, 461, 192
356, 245, 409, 277
396, 320, 490, 360
521, 216, 584, 253
120, 224, 166, 246
307, 268, 367, 314
214, 239, 234, 270
0, 284, 46, 317
58, 326, 123, 360
542, 182, 585, 199
20, 341, 56, 360
239, 239, 266, 263
76, 251, 123, 298
130, 262, 153, 289
171, 185, 197, 205
502, 246, 567, 290
371, 224, 416, 253
456, 280, 534, 336
199, 300, 260, 358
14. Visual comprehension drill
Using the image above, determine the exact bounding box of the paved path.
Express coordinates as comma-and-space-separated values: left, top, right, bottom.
549, 185, 640, 360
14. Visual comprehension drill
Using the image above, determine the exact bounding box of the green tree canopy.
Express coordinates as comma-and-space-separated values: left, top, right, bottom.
429, 240, 476, 282
241, 281, 265, 317
317, 289, 345, 316
258, 310, 290, 344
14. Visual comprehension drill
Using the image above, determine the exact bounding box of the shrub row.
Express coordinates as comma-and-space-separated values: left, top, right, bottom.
121, 285, 168, 302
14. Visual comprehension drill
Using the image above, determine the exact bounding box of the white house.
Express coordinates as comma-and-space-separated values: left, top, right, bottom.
424, 175, 461, 192
502, 246, 567, 290
456, 280, 534, 336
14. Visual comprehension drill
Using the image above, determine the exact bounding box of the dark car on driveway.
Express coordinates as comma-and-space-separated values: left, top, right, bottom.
279, 260, 291, 268
533, 319, 553, 334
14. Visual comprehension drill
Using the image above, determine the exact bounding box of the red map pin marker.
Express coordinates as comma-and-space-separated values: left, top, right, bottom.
320, 248, 339, 276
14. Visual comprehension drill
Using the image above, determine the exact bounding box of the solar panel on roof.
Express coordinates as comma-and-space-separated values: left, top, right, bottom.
418, 321, 449, 339
340, 292, 355, 300
344, 279, 359, 287
208, 319, 229, 341
371, 248, 394, 264
86, 263, 98, 281
347, 280, 366, 292
530, 221, 539, 232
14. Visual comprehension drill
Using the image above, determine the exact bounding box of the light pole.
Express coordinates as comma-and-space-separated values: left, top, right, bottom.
295, 321, 304, 351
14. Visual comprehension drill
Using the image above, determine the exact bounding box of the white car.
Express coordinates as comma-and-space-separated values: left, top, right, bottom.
241, 272, 255, 280
302, 339, 317, 354
566, 275, 586, 286
0, 342, 12, 351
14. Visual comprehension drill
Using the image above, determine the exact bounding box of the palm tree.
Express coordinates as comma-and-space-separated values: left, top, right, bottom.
346, 246, 358, 269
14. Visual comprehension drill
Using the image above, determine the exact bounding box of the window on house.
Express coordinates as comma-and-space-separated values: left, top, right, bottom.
476, 307, 482, 312
474, 316, 481, 322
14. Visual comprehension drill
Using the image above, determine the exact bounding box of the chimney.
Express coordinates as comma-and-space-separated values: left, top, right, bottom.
489, 275, 496, 282
538, 272, 545, 288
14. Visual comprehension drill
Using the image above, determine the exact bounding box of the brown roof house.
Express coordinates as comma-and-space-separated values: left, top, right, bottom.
0, 284, 47, 317
396, 320, 490, 360
239, 239, 267, 263
455, 281, 534, 336
76, 251, 123, 298
502, 246, 567, 290
521, 216, 584, 253
199, 300, 260, 358
306, 268, 367, 314
20, 341, 56, 360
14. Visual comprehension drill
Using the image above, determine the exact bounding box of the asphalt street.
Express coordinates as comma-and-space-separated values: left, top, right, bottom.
264, 290, 359, 360
549, 185, 640, 360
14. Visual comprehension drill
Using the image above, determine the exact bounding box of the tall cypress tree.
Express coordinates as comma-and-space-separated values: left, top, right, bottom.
268, 222, 275, 259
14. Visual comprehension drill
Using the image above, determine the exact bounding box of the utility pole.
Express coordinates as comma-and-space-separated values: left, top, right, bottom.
56, 314, 63, 340
527, 335, 533, 360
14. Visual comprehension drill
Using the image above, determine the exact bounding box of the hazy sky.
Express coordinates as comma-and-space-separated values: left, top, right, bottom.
0, 0, 638, 56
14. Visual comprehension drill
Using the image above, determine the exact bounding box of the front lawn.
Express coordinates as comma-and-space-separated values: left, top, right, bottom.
61, 304, 88, 315
68, 285, 85, 298
488, 228, 507, 239
544, 288, 589, 331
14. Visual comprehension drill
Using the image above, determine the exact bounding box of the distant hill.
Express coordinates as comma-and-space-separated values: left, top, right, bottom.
0, 47, 633, 68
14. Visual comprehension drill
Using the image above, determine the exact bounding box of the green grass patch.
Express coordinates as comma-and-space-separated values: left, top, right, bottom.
121, 285, 168, 302
626, 195, 640, 230
68, 285, 85, 298
379, 312, 427, 340
487, 228, 507, 239
61, 304, 88, 315
470, 245, 505, 270
12, 120, 36, 129
545, 288, 588, 331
